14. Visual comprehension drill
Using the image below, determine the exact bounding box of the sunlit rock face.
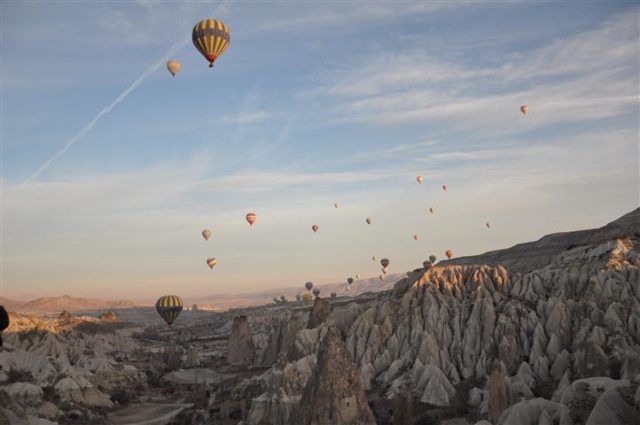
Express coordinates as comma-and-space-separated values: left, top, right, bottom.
245, 209, 640, 425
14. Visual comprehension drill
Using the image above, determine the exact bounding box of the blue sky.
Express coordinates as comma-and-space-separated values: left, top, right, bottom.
1, 1, 638, 301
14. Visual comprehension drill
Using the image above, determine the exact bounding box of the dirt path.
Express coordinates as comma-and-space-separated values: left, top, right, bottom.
108, 402, 193, 425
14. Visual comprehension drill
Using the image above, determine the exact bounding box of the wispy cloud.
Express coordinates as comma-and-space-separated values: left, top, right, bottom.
218, 110, 271, 125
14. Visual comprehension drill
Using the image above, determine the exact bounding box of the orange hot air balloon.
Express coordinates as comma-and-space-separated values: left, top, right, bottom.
166, 60, 181, 77
416, 175, 424, 184
520, 105, 528, 115
246, 212, 257, 226
442, 184, 448, 192
206, 257, 217, 269
445, 249, 453, 259
312, 224, 319, 233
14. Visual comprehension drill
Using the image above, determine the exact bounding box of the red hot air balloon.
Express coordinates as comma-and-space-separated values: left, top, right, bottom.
312, 225, 319, 233
246, 212, 257, 226
445, 249, 453, 259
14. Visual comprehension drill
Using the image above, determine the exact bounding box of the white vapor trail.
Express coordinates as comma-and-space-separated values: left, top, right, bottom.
23, 0, 229, 184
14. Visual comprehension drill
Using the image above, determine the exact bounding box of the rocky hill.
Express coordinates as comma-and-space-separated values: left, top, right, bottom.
2, 295, 139, 313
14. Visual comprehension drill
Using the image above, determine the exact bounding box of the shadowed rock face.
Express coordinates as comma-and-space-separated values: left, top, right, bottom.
296, 325, 376, 425
307, 298, 331, 329
228, 315, 255, 367
488, 361, 510, 423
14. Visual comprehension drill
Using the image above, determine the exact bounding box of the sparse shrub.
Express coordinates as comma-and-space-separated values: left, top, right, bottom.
6, 368, 35, 383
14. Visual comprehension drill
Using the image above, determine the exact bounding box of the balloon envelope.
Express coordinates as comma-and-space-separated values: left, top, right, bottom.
312, 225, 319, 233
520, 105, 528, 115
486, 222, 491, 228
312, 288, 320, 297
156, 295, 183, 326
166, 60, 181, 76
380, 258, 390, 268
413, 235, 419, 240
347, 277, 354, 284
429, 208, 434, 214
301, 293, 312, 304
442, 184, 448, 192
192, 19, 231, 68
246, 212, 257, 226
206, 257, 217, 269
446, 249, 454, 259
334, 203, 339, 209
416, 175, 424, 184
202, 229, 211, 240
366, 218, 372, 225
305, 281, 313, 291
429, 255, 437, 263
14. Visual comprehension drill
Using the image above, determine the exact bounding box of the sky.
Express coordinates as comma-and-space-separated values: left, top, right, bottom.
1, 0, 638, 302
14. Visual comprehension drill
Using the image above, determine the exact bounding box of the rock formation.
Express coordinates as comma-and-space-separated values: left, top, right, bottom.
307, 297, 331, 329
228, 315, 256, 367
295, 325, 376, 425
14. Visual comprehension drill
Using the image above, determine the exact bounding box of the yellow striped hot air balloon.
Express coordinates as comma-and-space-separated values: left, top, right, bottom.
192, 19, 231, 68
155, 295, 183, 327
166, 60, 181, 77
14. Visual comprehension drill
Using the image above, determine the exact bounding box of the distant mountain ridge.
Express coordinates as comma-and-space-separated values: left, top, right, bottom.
442, 207, 640, 273
0, 295, 139, 313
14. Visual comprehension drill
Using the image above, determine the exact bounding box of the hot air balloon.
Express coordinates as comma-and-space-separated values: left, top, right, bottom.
202, 229, 211, 240
486, 222, 491, 228
296, 294, 302, 302
280, 295, 286, 302
305, 281, 313, 291
423, 260, 432, 268
347, 277, 354, 285
312, 288, 320, 297
429, 255, 437, 263
366, 217, 372, 225
273, 297, 280, 304
380, 258, 390, 268
330, 292, 337, 298
355, 274, 360, 279
246, 212, 257, 226
372, 256, 377, 262
156, 295, 183, 327
192, 19, 231, 68
520, 105, 528, 115
206, 257, 217, 269
445, 249, 453, 259
416, 175, 424, 184
302, 293, 312, 304
429, 208, 434, 214
312, 225, 319, 233
334, 203, 339, 209
166, 60, 181, 77
442, 184, 448, 192
413, 235, 419, 240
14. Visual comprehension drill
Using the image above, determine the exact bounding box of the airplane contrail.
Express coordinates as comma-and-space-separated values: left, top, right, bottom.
23, 1, 229, 184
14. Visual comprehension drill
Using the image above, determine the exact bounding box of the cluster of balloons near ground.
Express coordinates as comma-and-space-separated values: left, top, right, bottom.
154, 17, 529, 327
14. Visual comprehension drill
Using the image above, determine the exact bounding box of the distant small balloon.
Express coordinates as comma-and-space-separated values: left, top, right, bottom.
330, 292, 337, 298
246, 212, 257, 226
486, 222, 491, 228
429, 255, 437, 263
442, 184, 448, 192
355, 274, 360, 279
520, 104, 528, 115
305, 281, 313, 291
416, 175, 424, 184
445, 249, 454, 259
166, 60, 181, 77
423, 260, 432, 268
296, 294, 302, 302
372, 256, 377, 262
312, 224, 319, 233
312, 288, 320, 297
202, 229, 212, 240
347, 277, 354, 285
206, 257, 217, 269
334, 203, 339, 209
413, 234, 419, 240
429, 208, 434, 214
380, 258, 390, 268
366, 217, 372, 225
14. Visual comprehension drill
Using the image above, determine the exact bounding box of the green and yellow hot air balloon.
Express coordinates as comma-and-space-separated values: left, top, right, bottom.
156, 295, 183, 327
192, 19, 231, 68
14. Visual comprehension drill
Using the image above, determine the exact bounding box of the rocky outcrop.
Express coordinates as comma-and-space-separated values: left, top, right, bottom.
228, 315, 255, 367
295, 325, 376, 425
307, 298, 331, 329
488, 361, 510, 423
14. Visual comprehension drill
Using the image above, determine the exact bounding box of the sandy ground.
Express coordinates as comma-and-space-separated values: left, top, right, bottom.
108, 402, 193, 425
